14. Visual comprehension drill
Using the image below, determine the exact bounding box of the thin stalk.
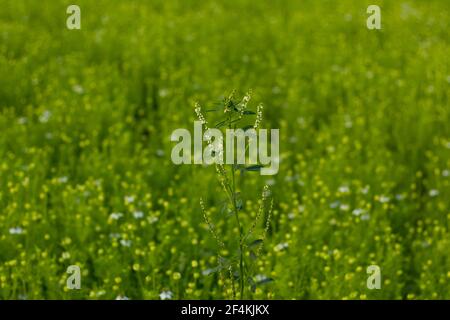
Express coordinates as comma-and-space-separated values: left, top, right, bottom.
232, 165, 244, 298
228, 112, 245, 299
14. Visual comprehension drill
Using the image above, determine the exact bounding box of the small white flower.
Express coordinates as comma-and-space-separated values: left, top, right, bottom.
159, 290, 173, 300
442, 170, 449, 177
95, 290, 106, 297
338, 185, 350, 194
255, 274, 270, 282
133, 211, 144, 219
58, 176, 68, 183
115, 295, 129, 300
379, 195, 390, 203
352, 208, 364, 216
429, 189, 439, 197
156, 149, 165, 157
9, 227, 24, 235
124, 196, 135, 204
39, 110, 52, 123
287, 212, 295, 220
148, 216, 159, 224
109, 212, 123, 220
61, 252, 71, 260
330, 201, 340, 209
274, 242, 289, 252
340, 204, 350, 211
253, 104, 264, 129
361, 214, 371, 221
202, 268, 216, 276
18, 117, 27, 125
361, 186, 370, 194
120, 239, 132, 247
395, 194, 405, 201
194, 104, 207, 125
72, 84, 84, 95
262, 187, 271, 198
265, 179, 276, 186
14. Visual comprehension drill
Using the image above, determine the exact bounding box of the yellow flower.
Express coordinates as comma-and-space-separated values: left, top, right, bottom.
132, 263, 141, 271
173, 272, 181, 281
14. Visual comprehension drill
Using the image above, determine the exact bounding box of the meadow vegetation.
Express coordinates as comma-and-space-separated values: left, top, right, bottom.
0, 0, 449, 299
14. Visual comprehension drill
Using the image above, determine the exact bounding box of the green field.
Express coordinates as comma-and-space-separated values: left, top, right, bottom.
0, 0, 449, 299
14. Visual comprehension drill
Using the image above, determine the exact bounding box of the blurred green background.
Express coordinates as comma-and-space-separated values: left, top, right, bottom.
0, 0, 449, 299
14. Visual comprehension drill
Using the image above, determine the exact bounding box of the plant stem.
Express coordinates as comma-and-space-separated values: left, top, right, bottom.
231, 165, 245, 299
228, 111, 245, 299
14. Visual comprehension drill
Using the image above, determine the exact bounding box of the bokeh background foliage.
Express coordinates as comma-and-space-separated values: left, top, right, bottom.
0, 0, 449, 299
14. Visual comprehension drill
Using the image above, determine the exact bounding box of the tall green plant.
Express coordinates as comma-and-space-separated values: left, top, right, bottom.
196, 91, 274, 299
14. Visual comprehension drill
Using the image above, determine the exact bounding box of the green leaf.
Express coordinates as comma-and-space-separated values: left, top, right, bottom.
236, 198, 243, 211
214, 119, 228, 128
243, 110, 256, 115
248, 239, 264, 248
245, 164, 265, 172
241, 125, 254, 131
256, 277, 274, 285
201, 267, 220, 276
